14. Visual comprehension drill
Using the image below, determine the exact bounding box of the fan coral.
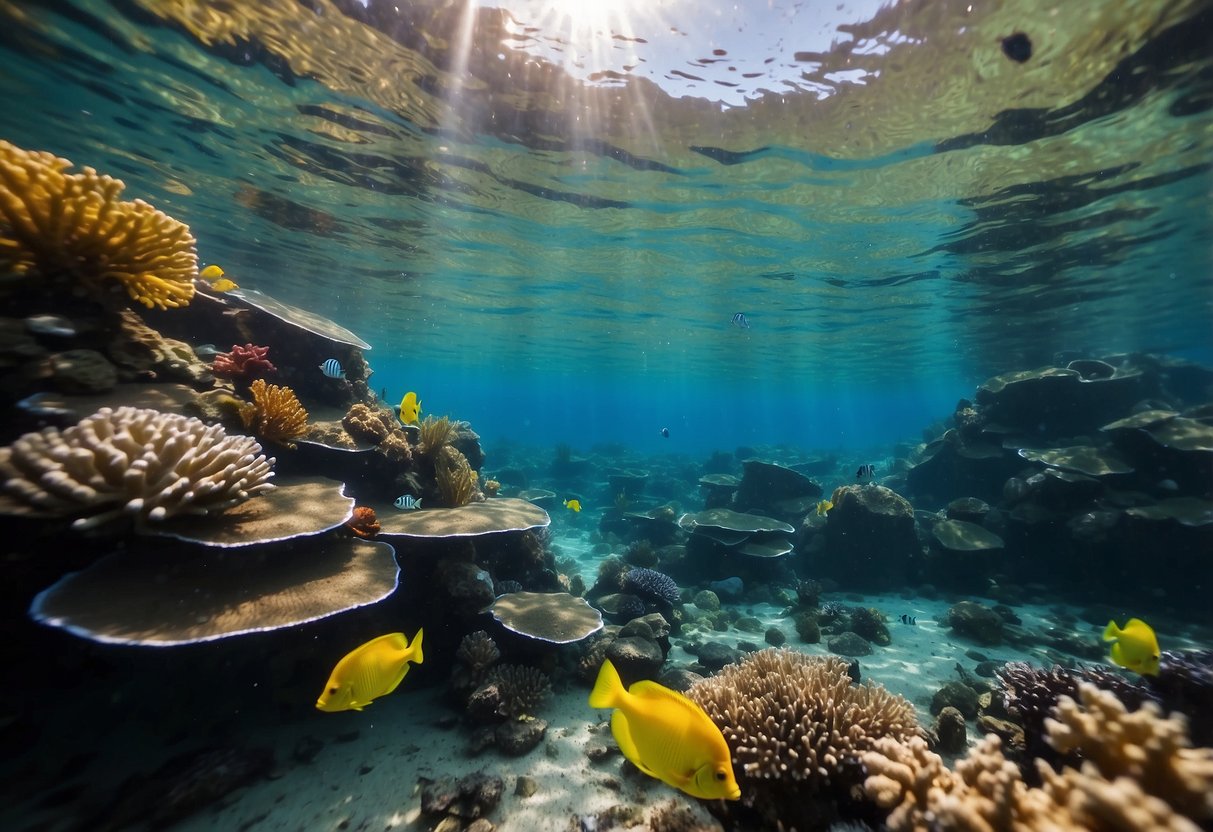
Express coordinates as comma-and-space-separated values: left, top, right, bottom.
0, 406, 274, 529
345, 506, 380, 538
239, 378, 309, 448
211, 343, 276, 379
863, 683, 1213, 831
435, 445, 478, 507
456, 630, 501, 674
621, 566, 680, 605
484, 664, 551, 718
0, 140, 197, 309
686, 648, 920, 830
417, 414, 456, 454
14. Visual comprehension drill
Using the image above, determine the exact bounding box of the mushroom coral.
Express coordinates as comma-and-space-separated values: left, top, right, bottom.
863, 683, 1213, 832
0, 139, 197, 309
239, 378, 309, 447
0, 406, 274, 529
685, 648, 921, 830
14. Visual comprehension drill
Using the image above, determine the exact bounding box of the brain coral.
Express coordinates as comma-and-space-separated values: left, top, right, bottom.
0, 406, 274, 529
0, 140, 197, 309
686, 648, 921, 830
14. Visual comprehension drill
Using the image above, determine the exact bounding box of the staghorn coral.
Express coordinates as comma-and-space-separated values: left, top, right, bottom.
417, 414, 456, 455
863, 683, 1213, 832
686, 648, 921, 830
0, 140, 197, 309
211, 343, 276, 379
456, 630, 501, 675
239, 378, 309, 448
435, 444, 478, 507
0, 406, 274, 529
345, 505, 380, 538
484, 664, 551, 719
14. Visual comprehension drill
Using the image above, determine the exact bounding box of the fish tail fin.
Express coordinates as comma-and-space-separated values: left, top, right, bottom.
588, 659, 624, 710
415, 498, 422, 509
410, 628, 424, 665
1102, 620, 1121, 642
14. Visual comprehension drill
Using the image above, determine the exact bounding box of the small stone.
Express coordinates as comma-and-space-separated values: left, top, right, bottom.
696, 641, 742, 670
827, 631, 872, 657
734, 616, 764, 633
764, 627, 786, 646
515, 775, 538, 797
931, 681, 981, 719
693, 590, 721, 611
432, 818, 460, 832
466, 821, 494, 832
934, 706, 967, 754
495, 719, 547, 756
586, 741, 617, 762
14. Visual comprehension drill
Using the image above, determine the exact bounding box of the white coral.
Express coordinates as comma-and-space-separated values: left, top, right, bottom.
0, 406, 274, 528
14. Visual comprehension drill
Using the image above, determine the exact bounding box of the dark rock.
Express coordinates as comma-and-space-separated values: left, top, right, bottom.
696, 641, 742, 671
945, 497, 990, 524
931, 681, 981, 719
795, 612, 821, 644
847, 607, 891, 646
818, 485, 919, 591
617, 618, 654, 641
965, 649, 990, 662
419, 771, 504, 819
975, 660, 1004, 678
734, 615, 763, 633
846, 659, 862, 683
495, 719, 547, 756
466, 683, 505, 724
657, 667, 705, 692
946, 601, 1005, 646
827, 631, 872, 657
50, 348, 117, 393
734, 458, 822, 518
605, 636, 664, 685
764, 627, 786, 647
934, 706, 968, 754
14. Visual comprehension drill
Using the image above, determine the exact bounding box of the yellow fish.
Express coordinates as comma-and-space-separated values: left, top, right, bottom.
316, 629, 424, 712
588, 659, 740, 801
210, 277, 239, 292
815, 499, 833, 516
199, 264, 225, 281
1103, 618, 1160, 676
564, 499, 582, 512
399, 391, 422, 425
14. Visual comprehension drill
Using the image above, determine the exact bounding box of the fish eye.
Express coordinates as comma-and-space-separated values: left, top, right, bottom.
329, 686, 339, 695
715, 770, 726, 781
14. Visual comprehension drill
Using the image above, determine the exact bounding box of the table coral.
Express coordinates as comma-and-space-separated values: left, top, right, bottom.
0, 140, 197, 309
0, 406, 274, 529
212, 343, 276, 379
239, 378, 309, 447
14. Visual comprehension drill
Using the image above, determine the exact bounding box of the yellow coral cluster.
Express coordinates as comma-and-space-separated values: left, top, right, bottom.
0, 140, 197, 309
863, 683, 1213, 832
239, 379, 309, 447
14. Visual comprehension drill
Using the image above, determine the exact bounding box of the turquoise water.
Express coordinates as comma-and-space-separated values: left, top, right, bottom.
2, 2, 1213, 830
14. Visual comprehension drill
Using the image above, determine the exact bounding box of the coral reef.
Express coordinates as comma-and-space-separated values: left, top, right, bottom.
239, 378, 309, 448
418, 414, 456, 454
211, 343, 276, 379
457, 630, 501, 675
341, 402, 391, 444
345, 505, 380, 538
686, 648, 921, 830
0, 406, 274, 529
435, 445, 479, 507
0, 139, 197, 309
482, 664, 551, 719
621, 566, 680, 605
863, 683, 1213, 831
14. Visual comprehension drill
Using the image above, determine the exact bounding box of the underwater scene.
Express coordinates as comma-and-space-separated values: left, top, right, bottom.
2, 0, 1213, 830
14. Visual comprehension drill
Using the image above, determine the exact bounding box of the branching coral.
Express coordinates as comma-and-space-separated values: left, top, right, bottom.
686, 648, 921, 830
211, 343, 276, 379
0, 140, 197, 309
435, 445, 478, 507
239, 378, 309, 448
863, 683, 1213, 832
0, 406, 274, 529
456, 630, 501, 676
417, 414, 456, 455
484, 664, 551, 718
621, 566, 680, 605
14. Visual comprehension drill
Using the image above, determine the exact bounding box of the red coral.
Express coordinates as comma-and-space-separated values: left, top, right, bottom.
212, 343, 276, 378
346, 506, 380, 538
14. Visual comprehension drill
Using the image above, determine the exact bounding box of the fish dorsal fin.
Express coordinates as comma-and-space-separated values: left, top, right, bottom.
628, 679, 702, 715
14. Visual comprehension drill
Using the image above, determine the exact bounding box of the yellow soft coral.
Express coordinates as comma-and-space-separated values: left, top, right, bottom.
0, 140, 197, 309
239, 379, 309, 447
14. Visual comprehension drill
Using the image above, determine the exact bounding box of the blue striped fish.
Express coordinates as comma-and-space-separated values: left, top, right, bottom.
394, 494, 422, 510
318, 358, 345, 379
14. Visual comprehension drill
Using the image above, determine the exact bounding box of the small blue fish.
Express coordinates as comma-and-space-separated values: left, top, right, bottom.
319, 358, 345, 379
899, 614, 916, 625
856, 464, 875, 482
394, 494, 422, 510
730, 312, 750, 329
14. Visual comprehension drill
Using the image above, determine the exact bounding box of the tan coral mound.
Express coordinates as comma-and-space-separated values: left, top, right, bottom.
0, 140, 197, 309
0, 406, 274, 529
239, 378, 309, 447
863, 682, 1213, 832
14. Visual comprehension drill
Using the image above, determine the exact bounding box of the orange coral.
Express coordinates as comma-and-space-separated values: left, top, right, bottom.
0, 140, 197, 309
346, 506, 380, 538
239, 378, 309, 447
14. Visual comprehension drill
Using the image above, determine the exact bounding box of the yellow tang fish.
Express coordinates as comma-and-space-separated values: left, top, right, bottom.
589, 659, 740, 801
1103, 617, 1160, 676
399, 391, 422, 425
316, 629, 424, 712
815, 499, 833, 516
210, 277, 239, 292
564, 499, 582, 512
199, 264, 225, 281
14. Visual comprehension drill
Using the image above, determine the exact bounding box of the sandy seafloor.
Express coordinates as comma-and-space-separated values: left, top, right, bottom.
154, 524, 1208, 832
